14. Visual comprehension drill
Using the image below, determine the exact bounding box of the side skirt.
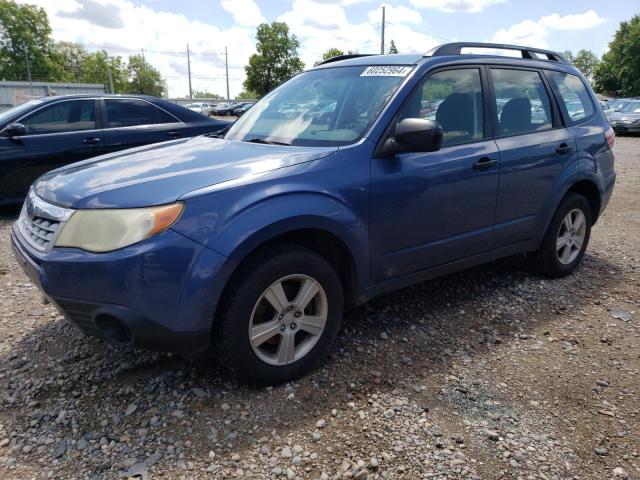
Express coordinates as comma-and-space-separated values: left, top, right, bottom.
354, 239, 540, 305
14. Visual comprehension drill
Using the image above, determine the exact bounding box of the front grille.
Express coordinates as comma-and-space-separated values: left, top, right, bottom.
19, 212, 61, 251
16, 189, 73, 253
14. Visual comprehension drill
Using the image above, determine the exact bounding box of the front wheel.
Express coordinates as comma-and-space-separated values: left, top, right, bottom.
537, 192, 592, 278
214, 246, 343, 384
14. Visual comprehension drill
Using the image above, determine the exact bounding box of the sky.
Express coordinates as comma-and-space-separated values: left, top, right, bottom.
16, 0, 639, 98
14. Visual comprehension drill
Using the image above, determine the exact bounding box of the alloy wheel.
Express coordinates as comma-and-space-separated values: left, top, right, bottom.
248, 274, 328, 366
556, 208, 587, 265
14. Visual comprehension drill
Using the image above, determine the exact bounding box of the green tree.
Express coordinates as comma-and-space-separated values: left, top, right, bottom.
572, 49, 600, 81
594, 15, 640, 95
126, 54, 166, 97
562, 50, 574, 63
322, 47, 344, 61
0, 0, 66, 81
53, 41, 87, 82
193, 90, 223, 99
244, 22, 304, 97
237, 90, 258, 100
81, 50, 128, 93
388, 40, 398, 54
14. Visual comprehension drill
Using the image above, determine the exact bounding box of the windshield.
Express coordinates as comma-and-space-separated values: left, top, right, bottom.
620, 101, 640, 113
0, 99, 44, 127
225, 65, 412, 146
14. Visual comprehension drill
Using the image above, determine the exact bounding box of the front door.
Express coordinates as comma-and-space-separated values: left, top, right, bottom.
371, 67, 500, 282
0, 99, 100, 200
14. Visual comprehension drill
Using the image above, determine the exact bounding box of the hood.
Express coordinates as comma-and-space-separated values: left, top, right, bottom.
34, 136, 337, 209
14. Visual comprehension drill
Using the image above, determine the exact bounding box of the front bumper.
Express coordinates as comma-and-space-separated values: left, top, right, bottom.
11, 224, 227, 354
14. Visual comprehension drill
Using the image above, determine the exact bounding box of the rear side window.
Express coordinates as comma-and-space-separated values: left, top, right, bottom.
491, 68, 553, 136
105, 99, 176, 128
397, 68, 484, 147
21, 100, 96, 135
546, 71, 595, 124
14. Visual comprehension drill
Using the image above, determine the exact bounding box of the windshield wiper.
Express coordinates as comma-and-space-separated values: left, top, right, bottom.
246, 138, 291, 146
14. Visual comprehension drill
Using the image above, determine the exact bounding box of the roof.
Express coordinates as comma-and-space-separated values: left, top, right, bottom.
313, 54, 423, 69
34, 93, 162, 102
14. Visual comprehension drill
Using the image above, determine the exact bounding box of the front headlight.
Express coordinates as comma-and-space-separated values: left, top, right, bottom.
55, 202, 184, 253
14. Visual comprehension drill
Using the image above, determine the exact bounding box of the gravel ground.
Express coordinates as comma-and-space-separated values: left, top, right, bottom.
0, 137, 638, 480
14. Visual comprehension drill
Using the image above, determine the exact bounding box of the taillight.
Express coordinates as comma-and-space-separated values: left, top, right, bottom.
605, 127, 615, 149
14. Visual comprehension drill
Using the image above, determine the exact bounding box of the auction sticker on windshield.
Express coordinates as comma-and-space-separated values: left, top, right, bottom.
360, 66, 413, 77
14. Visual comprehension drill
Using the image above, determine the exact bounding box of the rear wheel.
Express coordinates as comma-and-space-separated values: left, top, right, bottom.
537, 193, 592, 277
214, 246, 343, 384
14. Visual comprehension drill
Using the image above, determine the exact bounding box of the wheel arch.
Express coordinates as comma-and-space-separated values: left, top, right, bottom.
566, 179, 602, 225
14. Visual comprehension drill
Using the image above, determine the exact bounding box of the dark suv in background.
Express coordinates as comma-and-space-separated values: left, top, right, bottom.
12, 43, 615, 384
0, 95, 229, 204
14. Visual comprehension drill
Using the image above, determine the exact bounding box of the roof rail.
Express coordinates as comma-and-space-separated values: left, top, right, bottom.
317, 54, 375, 66
425, 42, 570, 64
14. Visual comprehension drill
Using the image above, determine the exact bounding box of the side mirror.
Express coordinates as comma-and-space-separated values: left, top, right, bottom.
4, 123, 26, 138
381, 118, 443, 156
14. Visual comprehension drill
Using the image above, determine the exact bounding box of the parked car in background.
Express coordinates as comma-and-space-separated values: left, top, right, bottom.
233, 103, 254, 117
607, 98, 630, 112
185, 102, 213, 116
213, 102, 248, 116
12, 43, 615, 384
600, 101, 615, 123
609, 100, 640, 134
0, 94, 229, 204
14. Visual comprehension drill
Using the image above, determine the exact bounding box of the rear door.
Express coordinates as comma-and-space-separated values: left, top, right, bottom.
489, 67, 576, 248
100, 98, 187, 154
0, 98, 101, 199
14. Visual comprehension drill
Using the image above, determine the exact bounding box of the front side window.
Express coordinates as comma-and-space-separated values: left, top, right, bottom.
546, 71, 595, 124
491, 68, 553, 136
397, 68, 484, 147
20, 100, 96, 135
225, 65, 412, 146
105, 99, 176, 128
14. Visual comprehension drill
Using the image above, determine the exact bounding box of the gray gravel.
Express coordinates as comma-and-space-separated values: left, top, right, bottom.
1, 137, 639, 479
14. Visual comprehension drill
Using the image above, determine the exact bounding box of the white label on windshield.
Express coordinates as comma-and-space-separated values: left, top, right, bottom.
360, 66, 412, 77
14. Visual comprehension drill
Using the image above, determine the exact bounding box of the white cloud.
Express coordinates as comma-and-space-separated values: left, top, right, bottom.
16, 0, 257, 98
409, 0, 505, 13
367, 4, 422, 25
491, 10, 606, 48
539, 10, 605, 31
278, 0, 438, 63
220, 0, 265, 27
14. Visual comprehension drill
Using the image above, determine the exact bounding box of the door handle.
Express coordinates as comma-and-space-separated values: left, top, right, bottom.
472, 157, 497, 170
556, 143, 573, 155
82, 137, 101, 145
167, 130, 181, 138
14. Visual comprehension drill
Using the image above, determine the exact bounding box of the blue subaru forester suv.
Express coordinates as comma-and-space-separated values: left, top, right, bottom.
11, 43, 615, 384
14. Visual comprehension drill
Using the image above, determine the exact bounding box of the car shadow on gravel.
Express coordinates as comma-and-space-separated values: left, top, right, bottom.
0, 247, 623, 473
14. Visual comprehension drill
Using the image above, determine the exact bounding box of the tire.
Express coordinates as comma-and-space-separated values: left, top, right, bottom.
537, 192, 592, 278
213, 245, 343, 385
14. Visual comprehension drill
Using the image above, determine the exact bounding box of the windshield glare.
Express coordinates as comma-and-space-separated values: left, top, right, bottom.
225, 65, 412, 147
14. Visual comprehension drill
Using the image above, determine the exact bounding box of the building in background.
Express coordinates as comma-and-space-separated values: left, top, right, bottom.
0, 81, 105, 113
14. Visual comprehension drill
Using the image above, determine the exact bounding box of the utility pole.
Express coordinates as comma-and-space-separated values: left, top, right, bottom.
380, 6, 385, 55
107, 64, 114, 93
141, 48, 146, 62
225, 46, 230, 101
186, 43, 193, 100
24, 47, 33, 94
